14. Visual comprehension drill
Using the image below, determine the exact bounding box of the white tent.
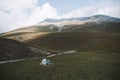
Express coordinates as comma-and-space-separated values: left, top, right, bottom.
40, 58, 52, 66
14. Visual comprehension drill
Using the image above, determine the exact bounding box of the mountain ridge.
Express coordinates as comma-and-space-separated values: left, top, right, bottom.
1, 14, 120, 42
41, 14, 120, 23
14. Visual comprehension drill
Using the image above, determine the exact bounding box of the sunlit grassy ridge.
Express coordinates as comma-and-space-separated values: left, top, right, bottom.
1, 32, 50, 42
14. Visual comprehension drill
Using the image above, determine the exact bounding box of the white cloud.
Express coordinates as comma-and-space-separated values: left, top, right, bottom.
26, 3, 58, 25
0, 0, 58, 33
0, 0, 120, 33
0, 0, 37, 11
62, 0, 120, 18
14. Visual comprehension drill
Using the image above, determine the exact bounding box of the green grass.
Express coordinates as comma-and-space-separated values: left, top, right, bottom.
0, 52, 120, 80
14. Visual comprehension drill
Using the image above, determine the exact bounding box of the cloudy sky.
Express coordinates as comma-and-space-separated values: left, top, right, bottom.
0, 0, 120, 33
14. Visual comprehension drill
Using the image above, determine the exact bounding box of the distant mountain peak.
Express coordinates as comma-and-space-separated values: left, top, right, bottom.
87, 14, 119, 22
40, 14, 120, 24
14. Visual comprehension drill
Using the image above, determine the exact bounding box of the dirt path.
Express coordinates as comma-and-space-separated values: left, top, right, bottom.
47, 50, 76, 58
0, 50, 76, 64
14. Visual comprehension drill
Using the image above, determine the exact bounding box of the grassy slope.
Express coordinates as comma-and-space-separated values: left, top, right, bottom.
0, 38, 46, 61
26, 32, 120, 53
1, 32, 50, 42
0, 52, 120, 80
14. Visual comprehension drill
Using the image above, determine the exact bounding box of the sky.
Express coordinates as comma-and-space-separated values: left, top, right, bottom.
0, 0, 120, 33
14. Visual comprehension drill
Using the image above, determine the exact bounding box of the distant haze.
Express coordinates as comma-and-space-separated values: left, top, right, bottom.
0, 0, 120, 33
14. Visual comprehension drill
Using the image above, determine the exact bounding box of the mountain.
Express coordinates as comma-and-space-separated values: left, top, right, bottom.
42, 15, 119, 23
38, 15, 120, 33
0, 38, 51, 61
1, 15, 120, 42
0, 14, 120, 53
